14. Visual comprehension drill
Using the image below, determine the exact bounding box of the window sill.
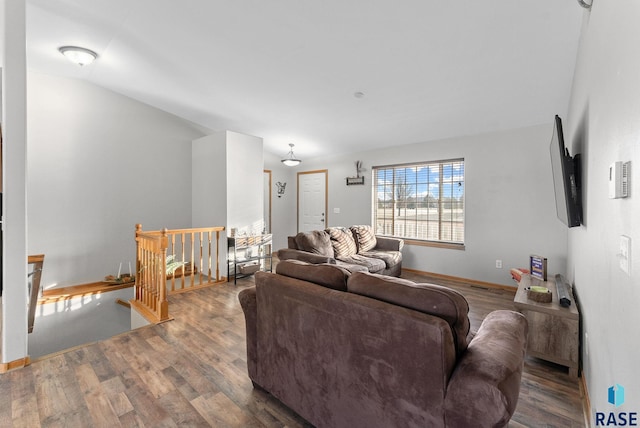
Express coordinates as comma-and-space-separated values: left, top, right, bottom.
404, 239, 465, 250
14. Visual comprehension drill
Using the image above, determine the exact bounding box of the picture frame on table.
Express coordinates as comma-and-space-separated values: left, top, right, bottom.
530, 255, 548, 281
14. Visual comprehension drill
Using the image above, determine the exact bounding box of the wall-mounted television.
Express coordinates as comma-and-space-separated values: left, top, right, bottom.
550, 115, 582, 227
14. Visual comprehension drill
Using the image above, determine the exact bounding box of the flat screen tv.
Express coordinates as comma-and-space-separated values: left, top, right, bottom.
550, 115, 582, 227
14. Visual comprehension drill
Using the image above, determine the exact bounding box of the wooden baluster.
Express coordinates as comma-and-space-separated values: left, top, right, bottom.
199, 232, 204, 284
208, 231, 212, 281
159, 229, 169, 320
216, 230, 220, 281
180, 233, 186, 292
169, 233, 176, 293
190, 232, 195, 289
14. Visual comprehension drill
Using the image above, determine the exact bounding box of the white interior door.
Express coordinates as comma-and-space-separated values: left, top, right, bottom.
298, 171, 327, 232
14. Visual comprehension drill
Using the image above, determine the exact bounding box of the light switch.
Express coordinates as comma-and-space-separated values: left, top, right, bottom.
333, 208, 340, 214
620, 235, 631, 275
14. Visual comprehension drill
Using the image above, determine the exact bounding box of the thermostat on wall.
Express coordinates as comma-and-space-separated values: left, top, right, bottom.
609, 161, 630, 199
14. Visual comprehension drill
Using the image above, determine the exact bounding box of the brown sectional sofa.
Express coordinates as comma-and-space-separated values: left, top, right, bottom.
238, 260, 529, 428
277, 225, 404, 276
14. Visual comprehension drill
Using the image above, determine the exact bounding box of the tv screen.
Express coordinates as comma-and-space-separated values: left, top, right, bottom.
550, 115, 582, 227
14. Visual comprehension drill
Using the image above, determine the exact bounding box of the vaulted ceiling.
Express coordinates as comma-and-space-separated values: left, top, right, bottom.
25, 0, 584, 159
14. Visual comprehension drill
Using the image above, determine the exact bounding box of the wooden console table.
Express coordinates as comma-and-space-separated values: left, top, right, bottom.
514, 274, 580, 378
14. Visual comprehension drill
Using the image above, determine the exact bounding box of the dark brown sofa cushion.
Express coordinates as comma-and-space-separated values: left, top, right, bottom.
347, 272, 470, 355
327, 227, 358, 258
350, 225, 377, 252
294, 230, 334, 257
275, 259, 351, 291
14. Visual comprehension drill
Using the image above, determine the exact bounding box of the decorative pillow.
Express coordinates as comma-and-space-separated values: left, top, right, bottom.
350, 225, 377, 253
275, 259, 350, 291
294, 230, 334, 257
347, 272, 470, 355
326, 227, 358, 258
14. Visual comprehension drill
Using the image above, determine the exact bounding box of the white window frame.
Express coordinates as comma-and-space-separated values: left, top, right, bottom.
372, 159, 465, 249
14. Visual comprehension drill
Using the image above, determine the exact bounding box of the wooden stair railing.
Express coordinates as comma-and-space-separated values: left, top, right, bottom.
133, 227, 169, 323
164, 226, 226, 293
133, 224, 225, 323
27, 254, 45, 333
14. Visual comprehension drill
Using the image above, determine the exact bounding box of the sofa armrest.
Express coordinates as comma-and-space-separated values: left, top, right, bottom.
238, 287, 258, 380
444, 310, 528, 428
276, 248, 335, 264
374, 236, 404, 251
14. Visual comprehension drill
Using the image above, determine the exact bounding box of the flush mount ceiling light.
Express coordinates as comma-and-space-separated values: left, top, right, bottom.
58, 46, 98, 66
281, 143, 302, 167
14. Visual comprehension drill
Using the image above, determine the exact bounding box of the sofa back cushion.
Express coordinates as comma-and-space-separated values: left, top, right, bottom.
350, 225, 377, 253
327, 227, 358, 258
293, 230, 334, 257
275, 259, 350, 291
347, 272, 470, 355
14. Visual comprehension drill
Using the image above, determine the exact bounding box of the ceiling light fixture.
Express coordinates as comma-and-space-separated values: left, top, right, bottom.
281, 143, 302, 167
58, 46, 98, 66
577, 0, 592, 9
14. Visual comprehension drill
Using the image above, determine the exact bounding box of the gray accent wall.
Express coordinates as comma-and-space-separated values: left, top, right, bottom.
27, 72, 207, 288
264, 151, 297, 253
566, 1, 640, 416
277, 124, 567, 287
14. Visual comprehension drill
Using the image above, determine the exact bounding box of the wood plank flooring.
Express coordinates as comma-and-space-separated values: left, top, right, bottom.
0, 271, 586, 427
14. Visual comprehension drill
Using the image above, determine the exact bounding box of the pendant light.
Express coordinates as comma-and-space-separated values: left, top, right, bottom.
281, 143, 302, 167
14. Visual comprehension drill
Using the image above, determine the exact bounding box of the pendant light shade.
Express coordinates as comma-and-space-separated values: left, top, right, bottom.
577, 0, 592, 9
281, 143, 302, 167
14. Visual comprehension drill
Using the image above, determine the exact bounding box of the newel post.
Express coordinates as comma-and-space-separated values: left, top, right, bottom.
159, 228, 169, 320
134, 224, 142, 301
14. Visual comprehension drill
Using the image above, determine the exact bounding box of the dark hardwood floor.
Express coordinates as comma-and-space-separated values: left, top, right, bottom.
0, 271, 586, 427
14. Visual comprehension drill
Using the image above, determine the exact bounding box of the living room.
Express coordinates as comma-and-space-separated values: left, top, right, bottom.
2, 0, 639, 426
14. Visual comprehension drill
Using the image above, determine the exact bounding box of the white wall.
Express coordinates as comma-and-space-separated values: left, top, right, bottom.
193, 130, 264, 234
192, 132, 227, 228
566, 1, 640, 417
274, 124, 567, 286
27, 72, 207, 289
2, 0, 28, 364
192, 130, 264, 276
226, 131, 264, 235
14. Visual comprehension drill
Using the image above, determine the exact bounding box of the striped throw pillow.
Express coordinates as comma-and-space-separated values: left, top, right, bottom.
350, 225, 377, 253
327, 227, 357, 258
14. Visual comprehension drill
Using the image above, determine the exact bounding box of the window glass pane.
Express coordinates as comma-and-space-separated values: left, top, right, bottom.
372, 159, 464, 244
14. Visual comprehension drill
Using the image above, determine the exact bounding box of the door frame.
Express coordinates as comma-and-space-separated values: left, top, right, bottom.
263, 169, 272, 233
297, 169, 328, 232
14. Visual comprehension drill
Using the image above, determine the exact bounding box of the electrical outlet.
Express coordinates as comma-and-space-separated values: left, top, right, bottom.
495, 260, 503, 269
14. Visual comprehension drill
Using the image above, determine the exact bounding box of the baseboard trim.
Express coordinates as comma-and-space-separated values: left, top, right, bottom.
402, 268, 517, 292
581, 373, 591, 427
0, 356, 31, 373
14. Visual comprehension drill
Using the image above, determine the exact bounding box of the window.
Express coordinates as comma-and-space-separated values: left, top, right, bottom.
373, 159, 465, 246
